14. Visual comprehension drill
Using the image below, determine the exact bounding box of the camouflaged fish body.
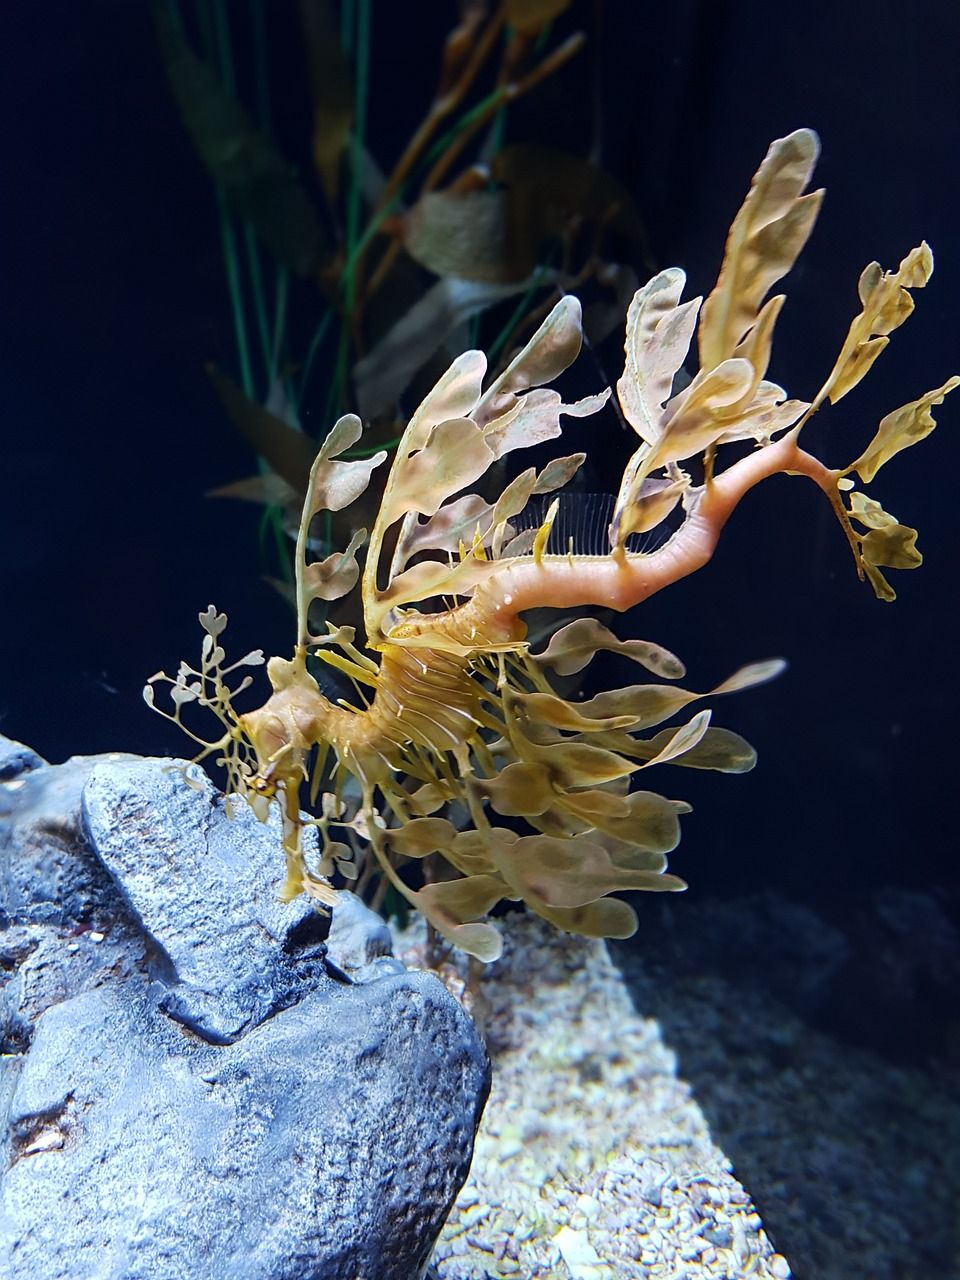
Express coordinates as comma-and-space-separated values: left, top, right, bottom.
148, 130, 956, 960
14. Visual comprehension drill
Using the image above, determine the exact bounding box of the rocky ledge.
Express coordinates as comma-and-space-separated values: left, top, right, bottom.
0, 735, 489, 1280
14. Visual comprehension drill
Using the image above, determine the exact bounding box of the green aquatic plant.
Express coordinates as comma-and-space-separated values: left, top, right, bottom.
147, 129, 956, 961
155, 0, 640, 608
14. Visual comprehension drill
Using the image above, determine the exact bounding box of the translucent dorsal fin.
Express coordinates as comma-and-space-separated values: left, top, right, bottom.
508, 492, 661, 556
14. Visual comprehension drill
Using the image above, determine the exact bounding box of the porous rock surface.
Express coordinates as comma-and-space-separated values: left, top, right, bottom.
0, 734, 489, 1280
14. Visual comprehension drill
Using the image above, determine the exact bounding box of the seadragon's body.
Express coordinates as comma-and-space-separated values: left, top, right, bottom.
148, 130, 956, 960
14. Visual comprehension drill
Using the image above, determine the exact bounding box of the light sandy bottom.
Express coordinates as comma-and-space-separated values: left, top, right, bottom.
400, 916, 791, 1280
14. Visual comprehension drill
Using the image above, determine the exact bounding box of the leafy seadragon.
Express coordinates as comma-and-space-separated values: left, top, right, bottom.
147, 129, 956, 961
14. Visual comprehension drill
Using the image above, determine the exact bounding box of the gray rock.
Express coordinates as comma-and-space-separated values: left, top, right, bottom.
0, 738, 490, 1280
82, 759, 329, 1044
4, 977, 484, 1280
325, 887, 406, 983
0, 735, 44, 781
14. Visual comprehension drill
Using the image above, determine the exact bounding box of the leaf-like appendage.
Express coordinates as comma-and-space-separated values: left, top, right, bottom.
514, 691, 639, 732
843, 489, 924, 601
361, 296, 607, 645
391, 493, 497, 574
815, 243, 934, 409
411, 875, 507, 962
570, 790, 684, 853
531, 898, 642, 941
388, 418, 495, 519
294, 414, 386, 643
640, 709, 712, 768
489, 832, 685, 912
711, 381, 809, 447
302, 528, 366, 608
622, 726, 758, 773
698, 128, 823, 371
383, 817, 460, 858
532, 618, 686, 679
472, 762, 555, 817
617, 268, 701, 446
532, 452, 586, 495
483, 388, 609, 460
652, 358, 755, 465
476, 295, 585, 423
565, 658, 784, 732
846, 377, 960, 483
199, 605, 227, 638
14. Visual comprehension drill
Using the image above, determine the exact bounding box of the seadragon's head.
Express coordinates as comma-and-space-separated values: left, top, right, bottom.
147, 129, 956, 960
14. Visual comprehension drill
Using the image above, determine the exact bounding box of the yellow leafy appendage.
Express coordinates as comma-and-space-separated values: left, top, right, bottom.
147, 130, 956, 961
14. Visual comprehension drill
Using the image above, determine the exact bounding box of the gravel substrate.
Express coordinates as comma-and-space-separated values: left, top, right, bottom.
398, 915, 792, 1280
610, 892, 960, 1280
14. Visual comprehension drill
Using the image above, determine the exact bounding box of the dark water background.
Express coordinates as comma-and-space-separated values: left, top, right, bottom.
4, 3, 956, 907
3, 0, 959, 1231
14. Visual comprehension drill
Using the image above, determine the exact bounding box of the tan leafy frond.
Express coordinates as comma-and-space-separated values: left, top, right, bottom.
516, 691, 639, 732
617, 268, 701, 446
532, 618, 686, 679
512, 735, 639, 788
558, 789, 682, 851
302, 528, 366, 608
861, 562, 897, 602
611, 468, 689, 545
728, 294, 784, 386
473, 762, 555, 817
843, 489, 924, 601
846, 376, 960, 483
490, 468, 538, 529
698, 128, 823, 371
530, 898, 643, 941
490, 831, 684, 913
387, 418, 495, 520
623, 725, 758, 773
312, 450, 386, 514
711, 658, 787, 694
411, 876, 507, 961
650, 358, 756, 467
711, 381, 809, 446
611, 359, 758, 545
859, 522, 921, 571
532, 452, 586, 494
383, 817, 460, 858
373, 555, 508, 628
293, 414, 387, 643
391, 493, 497, 573
846, 489, 897, 529
483, 388, 609, 461
639, 709, 712, 768
814, 243, 934, 409
475, 295, 585, 423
